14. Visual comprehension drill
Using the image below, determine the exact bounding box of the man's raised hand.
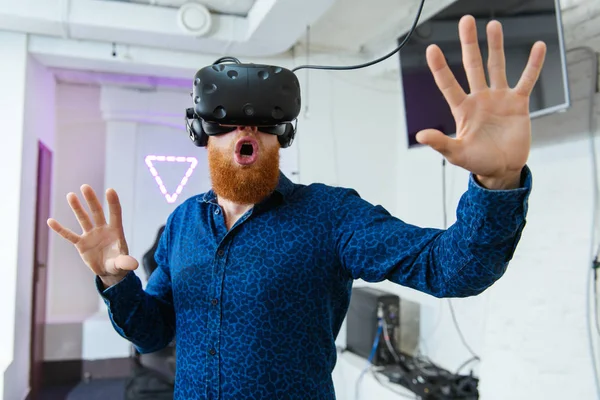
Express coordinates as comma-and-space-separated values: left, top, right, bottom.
416, 15, 547, 189
47, 185, 138, 287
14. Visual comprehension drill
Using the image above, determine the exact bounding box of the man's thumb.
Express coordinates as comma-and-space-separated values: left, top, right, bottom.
114, 254, 139, 271
415, 129, 458, 159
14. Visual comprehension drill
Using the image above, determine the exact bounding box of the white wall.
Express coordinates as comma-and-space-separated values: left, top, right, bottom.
0, 31, 28, 399
44, 83, 107, 361
294, 60, 401, 212
0, 32, 56, 400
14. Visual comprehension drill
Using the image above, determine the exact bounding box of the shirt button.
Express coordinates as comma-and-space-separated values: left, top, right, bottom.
214, 208, 220, 215
209, 348, 216, 356
217, 249, 224, 257
211, 299, 218, 306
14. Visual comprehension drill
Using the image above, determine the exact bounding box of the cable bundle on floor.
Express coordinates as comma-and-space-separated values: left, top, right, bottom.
352, 312, 479, 400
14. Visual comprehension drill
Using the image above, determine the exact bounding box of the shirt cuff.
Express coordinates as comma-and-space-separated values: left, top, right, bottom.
467, 165, 532, 218
95, 270, 142, 306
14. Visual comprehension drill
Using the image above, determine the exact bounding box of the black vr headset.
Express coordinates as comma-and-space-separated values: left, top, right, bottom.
184, 0, 425, 149
185, 57, 300, 149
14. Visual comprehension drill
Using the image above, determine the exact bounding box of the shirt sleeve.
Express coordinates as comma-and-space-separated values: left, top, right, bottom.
334, 166, 532, 298
96, 217, 176, 353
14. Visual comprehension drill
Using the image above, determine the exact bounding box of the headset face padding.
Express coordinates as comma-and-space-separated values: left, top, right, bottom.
186, 114, 296, 149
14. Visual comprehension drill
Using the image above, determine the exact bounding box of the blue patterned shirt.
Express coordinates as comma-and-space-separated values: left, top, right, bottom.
97, 167, 531, 399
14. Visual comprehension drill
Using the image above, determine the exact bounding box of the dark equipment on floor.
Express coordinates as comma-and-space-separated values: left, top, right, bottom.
346, 286, 479, 399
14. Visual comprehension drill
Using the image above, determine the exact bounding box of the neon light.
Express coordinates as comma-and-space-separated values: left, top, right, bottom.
145, 155, 198, 203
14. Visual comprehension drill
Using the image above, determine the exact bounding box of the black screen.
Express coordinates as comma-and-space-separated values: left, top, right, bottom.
399, 0, 570, 147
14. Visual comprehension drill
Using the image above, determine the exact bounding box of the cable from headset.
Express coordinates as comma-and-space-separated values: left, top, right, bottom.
291, 0, 425, 72
213, 56, 242, 65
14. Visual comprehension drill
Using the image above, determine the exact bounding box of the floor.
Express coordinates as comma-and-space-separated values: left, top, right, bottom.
39, 378, 127, 400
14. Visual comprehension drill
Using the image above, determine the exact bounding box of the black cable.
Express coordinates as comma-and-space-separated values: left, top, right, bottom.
578, 48, 600, 342
370, 368, 417, 399
291, 0, 425, 72
447, 300, 480, 362
442, 158, 448, 229
304, 25, 311, 118
455, 356, 479, 375
568, 46, 600, 400
213, 56, 242, 64
372, 313, 479, 399
595, 268, 600, 337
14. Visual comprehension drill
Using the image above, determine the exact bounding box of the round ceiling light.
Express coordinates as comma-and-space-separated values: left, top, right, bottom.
177, 2, 212, 37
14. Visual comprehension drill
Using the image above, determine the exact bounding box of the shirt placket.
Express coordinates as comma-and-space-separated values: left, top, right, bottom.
205, 204, 227, 400
205, 243, 228, 400
205, 204, 253, 400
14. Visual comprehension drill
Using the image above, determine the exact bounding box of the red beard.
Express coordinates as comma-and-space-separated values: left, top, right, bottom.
207, 133, 280, 205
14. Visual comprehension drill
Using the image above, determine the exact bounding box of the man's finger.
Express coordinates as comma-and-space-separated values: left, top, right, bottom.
81, 185, 107, 227
106, 188, 123, 229
67, 193, 93, 232
47, 218, 81, 244
114, 254, 139, 271
514, 41, 547, 97
459, 15, 488, 92
487, 20, 509, 90
415, 129, 462, 163
426, 45, 468, 109
106, 188, 129, 254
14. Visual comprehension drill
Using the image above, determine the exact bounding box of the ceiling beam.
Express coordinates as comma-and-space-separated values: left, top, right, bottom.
0, 0, 336, 57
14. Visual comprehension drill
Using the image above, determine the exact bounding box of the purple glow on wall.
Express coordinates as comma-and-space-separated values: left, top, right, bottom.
145, 155, 198, 203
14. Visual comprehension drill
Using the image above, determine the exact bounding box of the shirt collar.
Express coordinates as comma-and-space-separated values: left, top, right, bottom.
200, 170, 295, 205
273, 171, 295, 199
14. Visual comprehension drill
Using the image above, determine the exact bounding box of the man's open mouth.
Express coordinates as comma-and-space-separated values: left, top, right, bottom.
234, 137, 259, 165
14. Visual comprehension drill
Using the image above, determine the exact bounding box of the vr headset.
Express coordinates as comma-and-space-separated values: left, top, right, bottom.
185, 58, 301, 149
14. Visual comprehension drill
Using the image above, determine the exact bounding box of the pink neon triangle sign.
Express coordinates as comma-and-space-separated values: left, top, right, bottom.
145, 155, 198, 204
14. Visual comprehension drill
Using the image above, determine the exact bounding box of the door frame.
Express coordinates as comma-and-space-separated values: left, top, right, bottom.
29, 140, 53, 396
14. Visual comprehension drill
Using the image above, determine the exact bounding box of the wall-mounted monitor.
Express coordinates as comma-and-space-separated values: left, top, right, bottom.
399, 0, 570, 147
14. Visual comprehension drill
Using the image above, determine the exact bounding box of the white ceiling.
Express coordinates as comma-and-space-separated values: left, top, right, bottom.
6, 0, 597, 89
302, 0, 456, 53
303, 0, 599, 53
0, 0, 455, 58
0, 0, 338, 57
6, 0, 595, 60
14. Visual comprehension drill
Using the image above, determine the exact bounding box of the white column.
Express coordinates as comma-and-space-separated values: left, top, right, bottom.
103, 121, 139, 259
83, 123, 139, 359
83, 92, 141, 359
0, 31, 28, 396
97, 120, 138, 310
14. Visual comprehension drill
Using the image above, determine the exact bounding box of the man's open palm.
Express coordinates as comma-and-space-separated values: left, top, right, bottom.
416, 15, 547, 182
47, 185, 138, 282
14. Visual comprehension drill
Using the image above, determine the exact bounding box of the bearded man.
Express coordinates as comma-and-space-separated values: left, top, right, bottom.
48, 16, 547, 400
